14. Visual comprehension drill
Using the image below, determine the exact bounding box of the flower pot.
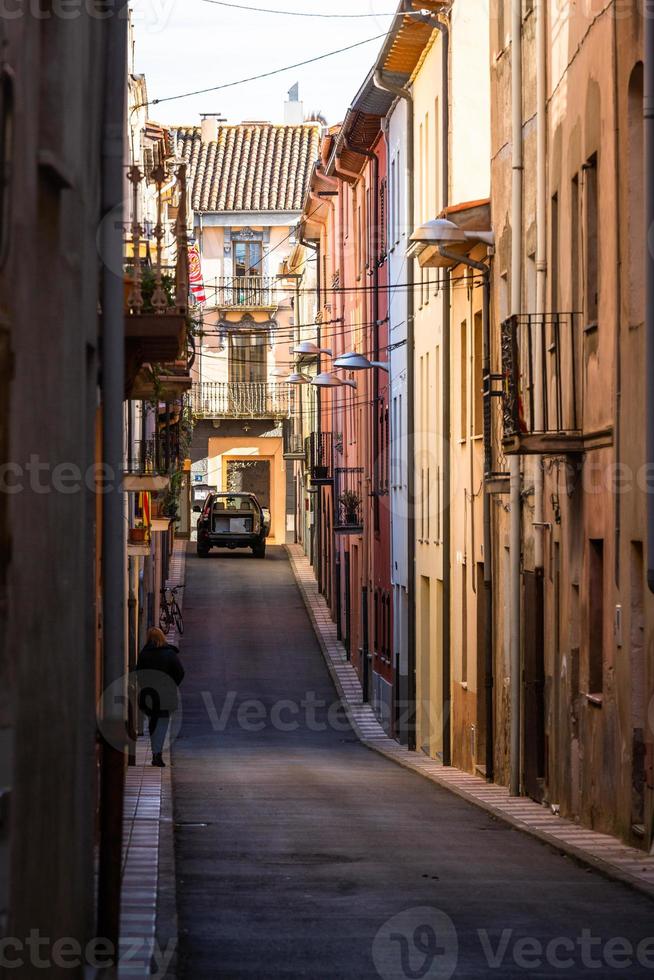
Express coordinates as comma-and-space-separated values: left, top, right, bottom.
128, 527, 147, 544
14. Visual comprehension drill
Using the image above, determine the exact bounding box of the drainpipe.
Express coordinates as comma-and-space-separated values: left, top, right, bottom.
97, 4, 127, 960
534, 0, 546, 575
510, 0, 523, 797
441, 249, 492, 782
373, 67, 415, 749
647, 1, 654, 591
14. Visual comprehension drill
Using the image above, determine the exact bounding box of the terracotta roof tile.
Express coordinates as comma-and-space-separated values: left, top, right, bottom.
174, 123, 320, 213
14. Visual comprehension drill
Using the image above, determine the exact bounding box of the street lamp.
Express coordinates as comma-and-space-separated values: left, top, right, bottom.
408, 217, 494, 253
332, 351, 389, 372
292, 341, 333, 357
311, 371, 357, 390
285, 371, 312, 384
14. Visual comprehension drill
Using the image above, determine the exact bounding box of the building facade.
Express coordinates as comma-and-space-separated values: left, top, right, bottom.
490, 0, 653, 846
177, 105, 320, 546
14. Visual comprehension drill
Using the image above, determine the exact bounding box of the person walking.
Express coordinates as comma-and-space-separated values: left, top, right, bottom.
136, 626, 185, 767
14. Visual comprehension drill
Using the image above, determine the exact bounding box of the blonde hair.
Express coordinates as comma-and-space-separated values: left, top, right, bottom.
147, 627, 167, 648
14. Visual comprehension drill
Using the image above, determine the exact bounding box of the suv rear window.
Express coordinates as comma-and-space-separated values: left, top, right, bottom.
211, 495, 256, 512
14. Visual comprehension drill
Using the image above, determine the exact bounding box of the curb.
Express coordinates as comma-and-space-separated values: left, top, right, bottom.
285, 544, 654, 904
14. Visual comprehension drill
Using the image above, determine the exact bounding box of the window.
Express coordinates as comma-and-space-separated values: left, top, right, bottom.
588, 538, 604, 695
571, 174, 580, 312
233, 240, 262, 278
424, 111, 429, 222
229, 332, 267, 382
434, 97, 440, 213
388, 159, 397, 248
628, 64, 644, 327
460, 319, 467, 440
0, 67, 14, 269
379, 178, 387, 259
584, 153, 599, 325
461, 564, 468, 684
473, 310, 483, 437
394, 150, 401, 244
550, 192, 559, 312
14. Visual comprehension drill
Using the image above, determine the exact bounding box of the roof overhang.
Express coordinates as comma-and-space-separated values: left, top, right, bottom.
411, 199, 492, 267
326, 0, 449, 176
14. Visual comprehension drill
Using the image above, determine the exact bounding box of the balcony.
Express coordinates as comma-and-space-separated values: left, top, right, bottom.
123, 431, 182, 492
124, 162, 189, 395
333, 467, 364, 534
500, 313, 610, 455
308, 431, 333, 484
211, 276, 277, 310
282, 419, 306, 459
191, 381, 292, 420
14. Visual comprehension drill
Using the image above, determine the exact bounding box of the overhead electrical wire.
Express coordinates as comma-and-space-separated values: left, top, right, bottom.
199, 0, 403, 16
149, 34, 388, 107
199, 273, 485, 297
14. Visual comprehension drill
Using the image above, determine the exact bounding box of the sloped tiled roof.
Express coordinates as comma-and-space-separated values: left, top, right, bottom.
173, 123, 321, 213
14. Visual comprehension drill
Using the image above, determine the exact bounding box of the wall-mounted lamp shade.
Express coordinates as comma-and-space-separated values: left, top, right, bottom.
311, 372, 357, 390
285, 372, 312, 384
292, 341, 333, 357
409, 218, 495, 248
311, 371, 342, 387
408, 219, 494, 268
333, 352, 390, 372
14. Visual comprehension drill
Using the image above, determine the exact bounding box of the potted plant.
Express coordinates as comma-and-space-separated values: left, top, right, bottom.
128, 521, 148, 544
339, 489, 361, 526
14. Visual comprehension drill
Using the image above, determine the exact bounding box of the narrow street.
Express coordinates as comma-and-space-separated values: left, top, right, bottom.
172, 546, 654, 980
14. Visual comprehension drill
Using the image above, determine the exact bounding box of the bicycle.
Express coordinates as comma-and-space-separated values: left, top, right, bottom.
159, 585, 184, 636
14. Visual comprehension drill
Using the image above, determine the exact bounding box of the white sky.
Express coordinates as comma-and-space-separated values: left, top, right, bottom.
130, 0, 397, 128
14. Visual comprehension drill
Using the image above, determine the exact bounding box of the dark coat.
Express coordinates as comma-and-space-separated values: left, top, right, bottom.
136, 642, 185, 715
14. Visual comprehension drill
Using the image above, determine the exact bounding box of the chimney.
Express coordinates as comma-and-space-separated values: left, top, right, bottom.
283, 83, 304, 125
200, 114, 220, 143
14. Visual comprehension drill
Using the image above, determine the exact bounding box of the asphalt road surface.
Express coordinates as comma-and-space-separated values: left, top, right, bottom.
172, 545, 654, 979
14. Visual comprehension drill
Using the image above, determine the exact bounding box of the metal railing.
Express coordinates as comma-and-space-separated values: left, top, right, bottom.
124, 163, 189, 316
334, 466, 364, 533
501, 313, 582, 450
308, 431, 333, 481
282, 419, 305, 458
125, 432, 181, 476
210, 276, 277, 308
191, 381, 292, 419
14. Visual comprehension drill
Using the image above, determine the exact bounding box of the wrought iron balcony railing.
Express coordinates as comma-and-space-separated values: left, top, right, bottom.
125, 433, 181, 477
124, 162, 189, 318
282, 419, 306, 459
308, 431, 333, 482
501, 313, 585, 455
210, 276, 277, 309
191, 381, 292, 419
334, 466, 364, 534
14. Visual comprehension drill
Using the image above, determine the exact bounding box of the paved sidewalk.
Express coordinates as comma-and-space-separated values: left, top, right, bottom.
286, 543, 654, 900
119, 538, 186, 979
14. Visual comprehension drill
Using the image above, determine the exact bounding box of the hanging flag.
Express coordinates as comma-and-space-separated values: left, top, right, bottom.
188, 242, 207, 305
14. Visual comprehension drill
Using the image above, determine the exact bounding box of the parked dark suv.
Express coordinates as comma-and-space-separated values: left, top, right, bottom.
197, 492, 270, 558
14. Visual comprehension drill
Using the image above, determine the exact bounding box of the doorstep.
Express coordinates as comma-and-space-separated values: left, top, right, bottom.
119, 538, 187, 979
285, 543, 654, 902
